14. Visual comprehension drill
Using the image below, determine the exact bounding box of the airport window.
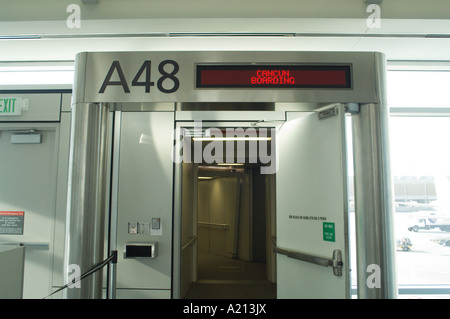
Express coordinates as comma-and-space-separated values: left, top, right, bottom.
387, 69, 450, 108
388, 68, 450, 298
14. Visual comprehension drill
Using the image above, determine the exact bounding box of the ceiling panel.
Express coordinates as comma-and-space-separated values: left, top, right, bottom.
0, 0, 449, 62
1, 0, 450, 21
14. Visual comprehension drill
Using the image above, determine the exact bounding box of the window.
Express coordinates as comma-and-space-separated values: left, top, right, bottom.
388, 67, 450, 298
388, 70, 450, 108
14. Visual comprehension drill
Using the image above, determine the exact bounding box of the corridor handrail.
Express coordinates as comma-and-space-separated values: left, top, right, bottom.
181, 236, 198, 251
198, 222, 229, 229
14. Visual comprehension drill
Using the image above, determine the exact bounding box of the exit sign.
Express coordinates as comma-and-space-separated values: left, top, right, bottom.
0, 97, 27, 117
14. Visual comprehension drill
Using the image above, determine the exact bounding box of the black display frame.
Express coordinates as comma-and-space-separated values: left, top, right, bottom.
196, 64, 352, 89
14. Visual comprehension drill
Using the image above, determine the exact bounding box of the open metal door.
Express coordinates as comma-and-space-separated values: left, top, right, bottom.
276, 104, 350, 299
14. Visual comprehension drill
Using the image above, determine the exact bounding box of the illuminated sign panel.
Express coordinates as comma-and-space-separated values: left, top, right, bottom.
196, 65, 351, 89
0, 97, 24, 117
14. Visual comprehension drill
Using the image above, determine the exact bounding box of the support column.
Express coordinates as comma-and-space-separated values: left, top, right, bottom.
64, 102, 110, 299
352, 102, 397, 299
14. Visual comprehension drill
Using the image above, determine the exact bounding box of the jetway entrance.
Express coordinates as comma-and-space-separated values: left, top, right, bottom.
66, 51, 397, 299
176, 115, 277, 299
174, 103, 350, 299
184, 163, 277, 299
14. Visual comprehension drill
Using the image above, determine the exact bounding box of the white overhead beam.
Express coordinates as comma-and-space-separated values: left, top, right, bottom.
0, 32, 449, 62
1, 18, 450, 37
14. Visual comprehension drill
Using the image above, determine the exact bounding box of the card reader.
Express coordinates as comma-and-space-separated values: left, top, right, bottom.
124, 242, 158, 259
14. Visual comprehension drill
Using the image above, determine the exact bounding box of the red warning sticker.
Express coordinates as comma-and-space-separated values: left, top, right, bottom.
0, 211, 24, 235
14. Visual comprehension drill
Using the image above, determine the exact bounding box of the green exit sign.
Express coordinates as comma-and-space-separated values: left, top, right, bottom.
0, 97, 24, 116
323, 222, 335, 242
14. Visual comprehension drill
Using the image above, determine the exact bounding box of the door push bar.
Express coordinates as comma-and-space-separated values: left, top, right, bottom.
274, 245, 343, 277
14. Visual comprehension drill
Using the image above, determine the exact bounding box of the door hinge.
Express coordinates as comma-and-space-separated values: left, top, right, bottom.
344, 103, 360, 115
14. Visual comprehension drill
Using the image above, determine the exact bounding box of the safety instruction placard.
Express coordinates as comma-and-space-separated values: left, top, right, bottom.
0, 211, 24, 235
323, 222, 335, 242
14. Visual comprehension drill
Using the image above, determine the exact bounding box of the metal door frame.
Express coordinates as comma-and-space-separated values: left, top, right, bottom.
172, 117, 283, 299
66, 51, 397, 299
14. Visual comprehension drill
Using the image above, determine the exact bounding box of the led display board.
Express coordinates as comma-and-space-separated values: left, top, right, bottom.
196, 65, 351, 89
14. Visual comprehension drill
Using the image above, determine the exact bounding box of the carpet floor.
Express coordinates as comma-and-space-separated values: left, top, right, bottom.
184, 250, 276, 299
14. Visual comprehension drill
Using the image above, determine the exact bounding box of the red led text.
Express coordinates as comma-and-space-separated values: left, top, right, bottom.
251, 70, 295, 85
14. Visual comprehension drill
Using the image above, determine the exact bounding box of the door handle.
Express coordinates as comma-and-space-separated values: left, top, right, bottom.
274, 245, 343, 277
